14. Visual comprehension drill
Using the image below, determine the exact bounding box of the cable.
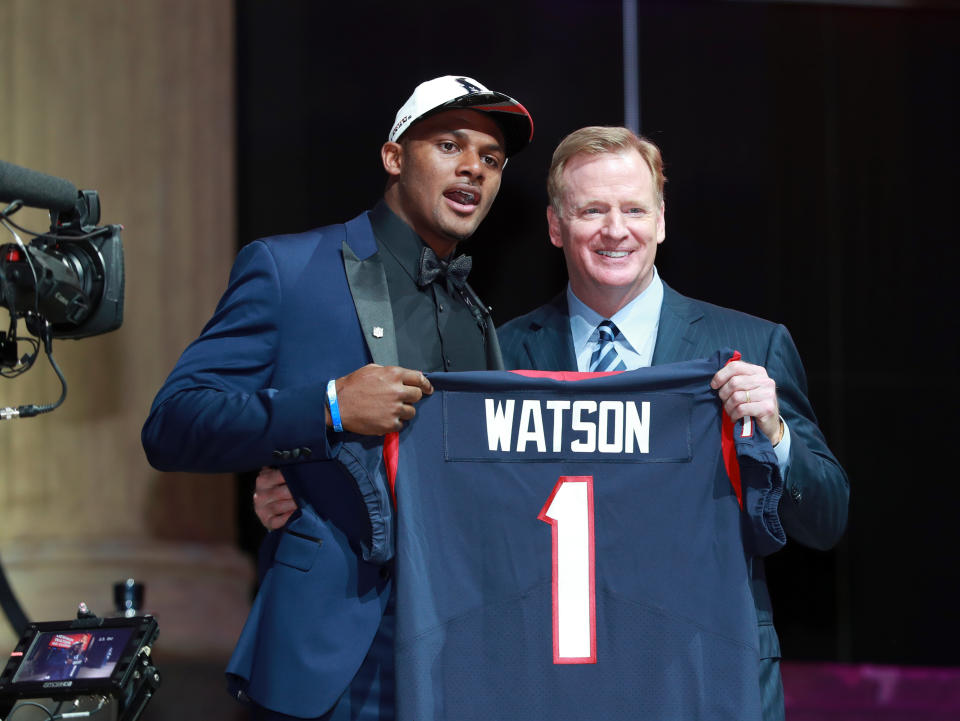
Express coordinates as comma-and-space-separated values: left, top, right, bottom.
0, 213, 108, 244
5, 700, 55, 720
0, 322, 67, 419
0, 332, 39, 378
0, 558, 29, 642
54, 696, 108, 719
2, 695, 110, 720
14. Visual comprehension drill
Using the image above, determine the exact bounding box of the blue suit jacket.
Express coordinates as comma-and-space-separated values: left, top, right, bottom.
497, 284, 850, 665
142, 211, 506, 718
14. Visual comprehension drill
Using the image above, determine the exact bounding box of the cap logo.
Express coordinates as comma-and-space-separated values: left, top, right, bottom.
454, 77, 484, 95
392, 114, 412, 137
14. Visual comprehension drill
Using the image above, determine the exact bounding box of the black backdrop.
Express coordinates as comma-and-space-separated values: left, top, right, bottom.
235, 0, 960, 666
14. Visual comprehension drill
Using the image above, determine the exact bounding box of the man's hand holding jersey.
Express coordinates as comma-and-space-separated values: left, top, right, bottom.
329, 364, 433, 434
711, 360, 784, 446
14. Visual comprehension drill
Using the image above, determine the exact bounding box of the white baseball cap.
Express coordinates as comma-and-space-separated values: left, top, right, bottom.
388, 75, 533, 157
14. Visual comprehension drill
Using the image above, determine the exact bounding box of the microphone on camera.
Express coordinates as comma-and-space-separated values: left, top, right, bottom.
0, 159, 79, 213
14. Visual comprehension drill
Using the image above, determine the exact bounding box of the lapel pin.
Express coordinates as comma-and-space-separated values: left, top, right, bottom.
372, 326, 384, 338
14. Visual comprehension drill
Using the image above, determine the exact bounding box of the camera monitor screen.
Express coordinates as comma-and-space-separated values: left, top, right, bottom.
12, 627, 135, 683
0, 616, 157, 701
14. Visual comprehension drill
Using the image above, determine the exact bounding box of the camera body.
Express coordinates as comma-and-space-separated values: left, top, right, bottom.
0, 189, 124, 340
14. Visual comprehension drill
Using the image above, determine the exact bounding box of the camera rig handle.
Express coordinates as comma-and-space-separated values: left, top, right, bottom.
115, 645, 160, 721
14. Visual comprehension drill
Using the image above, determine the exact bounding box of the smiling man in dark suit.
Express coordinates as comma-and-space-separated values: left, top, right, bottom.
142, 75, 533, 721
496, 126, 848, 721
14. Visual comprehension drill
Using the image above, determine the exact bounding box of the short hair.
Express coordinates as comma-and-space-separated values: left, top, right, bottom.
547, 126, 666, 215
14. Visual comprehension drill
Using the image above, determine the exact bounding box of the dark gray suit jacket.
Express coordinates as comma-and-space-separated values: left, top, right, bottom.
497, 282, 849, 667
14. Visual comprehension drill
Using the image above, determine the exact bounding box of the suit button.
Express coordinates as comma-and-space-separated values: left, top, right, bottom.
290, 448, 300, 459
790, 488, 802, 503
301, 447, 312, 457
272, 450, 283, 459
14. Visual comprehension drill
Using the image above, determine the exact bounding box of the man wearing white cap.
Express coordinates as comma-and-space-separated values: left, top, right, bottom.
142, 75, 534, 720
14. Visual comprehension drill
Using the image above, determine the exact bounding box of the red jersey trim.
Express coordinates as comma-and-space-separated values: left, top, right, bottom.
510, 369, 622, 381
721, 351, 744, 508
384, 431, 399, 508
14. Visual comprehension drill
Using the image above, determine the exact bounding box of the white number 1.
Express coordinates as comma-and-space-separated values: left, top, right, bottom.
538, 475, 597, 664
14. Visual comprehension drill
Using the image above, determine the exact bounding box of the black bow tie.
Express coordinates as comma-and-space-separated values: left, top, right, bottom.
417, 246, 472, 289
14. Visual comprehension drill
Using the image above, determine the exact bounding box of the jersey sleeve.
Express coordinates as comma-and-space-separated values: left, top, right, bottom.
333, 433, 396, 564
731, 415, 787, 557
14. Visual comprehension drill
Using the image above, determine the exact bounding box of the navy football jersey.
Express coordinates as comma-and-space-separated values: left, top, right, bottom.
337, 351, 784, 721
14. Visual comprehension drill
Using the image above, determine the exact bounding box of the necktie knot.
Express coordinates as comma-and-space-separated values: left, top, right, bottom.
417, 246, 472, 289
589, 320, 627, 372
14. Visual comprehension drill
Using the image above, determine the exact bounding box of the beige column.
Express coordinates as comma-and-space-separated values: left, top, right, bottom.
0, 0, 252, 659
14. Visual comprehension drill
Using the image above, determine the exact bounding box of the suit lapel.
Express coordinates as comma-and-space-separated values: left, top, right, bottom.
485, 314, 505, 370
342, 214, 400, 367
525, 294, 578, 371
651, 283, 704, 365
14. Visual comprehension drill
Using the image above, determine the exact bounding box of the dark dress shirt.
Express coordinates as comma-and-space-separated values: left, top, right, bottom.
369, 201, 487, 372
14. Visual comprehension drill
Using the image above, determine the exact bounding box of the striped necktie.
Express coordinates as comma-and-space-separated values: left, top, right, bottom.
589, 320, 627, 372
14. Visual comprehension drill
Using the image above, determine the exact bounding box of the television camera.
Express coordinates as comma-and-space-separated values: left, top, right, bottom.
0, 159, 125, 418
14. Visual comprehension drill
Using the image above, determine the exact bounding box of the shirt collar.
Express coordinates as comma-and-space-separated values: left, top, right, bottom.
567, 267, 664, 367
369, 199, 426, 283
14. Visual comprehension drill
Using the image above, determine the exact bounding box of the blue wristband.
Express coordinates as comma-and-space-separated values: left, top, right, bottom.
326, 379, 343, 432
